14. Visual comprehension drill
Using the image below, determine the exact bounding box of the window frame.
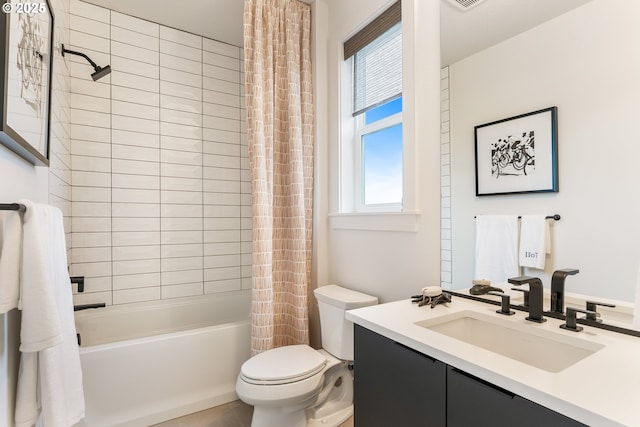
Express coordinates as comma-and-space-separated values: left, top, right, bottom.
332, 0, 420, 232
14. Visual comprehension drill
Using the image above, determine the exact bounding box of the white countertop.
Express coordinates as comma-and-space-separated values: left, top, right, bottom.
346, 294, 640, 427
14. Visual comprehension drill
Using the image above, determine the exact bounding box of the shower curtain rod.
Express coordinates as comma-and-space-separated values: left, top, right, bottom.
0, 203, 27, 212
474, 214, 561, 220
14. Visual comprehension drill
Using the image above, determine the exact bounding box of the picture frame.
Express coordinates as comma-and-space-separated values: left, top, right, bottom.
475, 106, 558, 196
0, 0, 54, 166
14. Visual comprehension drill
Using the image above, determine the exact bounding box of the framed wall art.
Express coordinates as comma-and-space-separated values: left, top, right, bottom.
0, 0, 54, 166
475, 106, 558, 196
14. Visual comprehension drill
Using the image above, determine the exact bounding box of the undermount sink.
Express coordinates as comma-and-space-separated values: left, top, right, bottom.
415, 310, 605, 373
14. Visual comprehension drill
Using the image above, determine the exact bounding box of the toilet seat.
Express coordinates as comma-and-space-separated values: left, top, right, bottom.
240, 345, 327, 385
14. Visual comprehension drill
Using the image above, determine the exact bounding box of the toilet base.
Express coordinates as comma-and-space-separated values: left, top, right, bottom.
308, 404, 353, 427
251, 406, 308, 427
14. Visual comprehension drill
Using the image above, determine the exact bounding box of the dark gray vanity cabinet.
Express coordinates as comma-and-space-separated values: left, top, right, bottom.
354, 324, 447, 426
447, 366, 585, 427
354, 325, 586, 427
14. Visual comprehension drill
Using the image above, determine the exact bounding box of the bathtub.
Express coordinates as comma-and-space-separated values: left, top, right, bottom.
73, 290, 252, 427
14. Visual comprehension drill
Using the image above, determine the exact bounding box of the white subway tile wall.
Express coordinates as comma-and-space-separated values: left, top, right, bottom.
440, 67, 452, 289
68, 0, 248, 306
49, 0, 72, 262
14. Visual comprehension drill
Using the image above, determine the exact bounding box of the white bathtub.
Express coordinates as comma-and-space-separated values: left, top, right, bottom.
73, 290, 252, 427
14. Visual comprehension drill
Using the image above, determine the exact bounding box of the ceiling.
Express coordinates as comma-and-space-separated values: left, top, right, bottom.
82, 0, 592, 66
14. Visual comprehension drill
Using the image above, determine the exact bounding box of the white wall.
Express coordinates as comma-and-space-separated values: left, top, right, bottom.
319, 0, 442, 303
450, 0, 640, 301
0, 0, 71, 423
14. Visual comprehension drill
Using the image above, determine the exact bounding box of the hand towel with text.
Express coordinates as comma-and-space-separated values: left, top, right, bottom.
519, 215, 550, 270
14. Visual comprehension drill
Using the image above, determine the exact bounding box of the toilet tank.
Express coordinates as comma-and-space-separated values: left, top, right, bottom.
314, 285, 378, 360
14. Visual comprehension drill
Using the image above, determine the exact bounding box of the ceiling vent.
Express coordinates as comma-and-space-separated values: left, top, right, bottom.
445, 0, 486, 11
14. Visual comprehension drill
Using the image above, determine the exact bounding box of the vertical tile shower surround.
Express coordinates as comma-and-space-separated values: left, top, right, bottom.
440, 67, 452, 290
68, 0, 249, 306
48, 0, 73, 255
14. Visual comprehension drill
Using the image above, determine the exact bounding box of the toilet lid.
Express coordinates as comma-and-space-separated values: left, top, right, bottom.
241, 345, 327, 384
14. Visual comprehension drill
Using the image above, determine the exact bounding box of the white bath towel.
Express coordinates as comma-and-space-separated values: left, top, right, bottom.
0, 210, 22, 313
519, 215, 550, 270
14, 200, 84, 427
474, 215, 520, 284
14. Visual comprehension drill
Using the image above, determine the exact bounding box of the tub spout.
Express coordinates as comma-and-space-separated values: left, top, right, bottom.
74, 303, 106, 311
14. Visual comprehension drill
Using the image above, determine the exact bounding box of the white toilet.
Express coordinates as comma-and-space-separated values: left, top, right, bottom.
236, 284, 378, 427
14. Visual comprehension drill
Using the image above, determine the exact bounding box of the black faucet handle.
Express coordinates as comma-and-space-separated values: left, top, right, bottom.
585, 300, 616, 322
561, 307, 599, 332
70, 276, 85, 293
487, 291, 515, 316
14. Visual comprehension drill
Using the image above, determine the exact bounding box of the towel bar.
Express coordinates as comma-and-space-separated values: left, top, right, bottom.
474, 214, 561, 221
0, 203, 26, 212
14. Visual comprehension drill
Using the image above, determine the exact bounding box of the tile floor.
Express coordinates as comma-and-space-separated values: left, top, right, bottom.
152, 400, 354, 427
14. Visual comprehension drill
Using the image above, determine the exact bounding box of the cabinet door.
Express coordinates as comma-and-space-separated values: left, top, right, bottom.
447, 366, 586, 427
354, 325, 446, 427
512, 396, 586, 427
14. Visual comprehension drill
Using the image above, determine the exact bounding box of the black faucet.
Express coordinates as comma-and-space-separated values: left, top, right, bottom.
550, 269, 579, 314
508, 276, 546, 323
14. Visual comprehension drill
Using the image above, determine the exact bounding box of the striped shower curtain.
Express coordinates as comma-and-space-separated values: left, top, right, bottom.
243, 0, 314, 355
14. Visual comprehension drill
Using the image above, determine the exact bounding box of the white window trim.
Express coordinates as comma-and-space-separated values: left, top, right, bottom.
329, 210, 420, 232
334, 35, 419, 232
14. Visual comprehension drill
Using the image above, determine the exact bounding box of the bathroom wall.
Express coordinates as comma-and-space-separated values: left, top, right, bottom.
317, 0, 442, 304
0, 0, 72, 423
318, 0, 640, 305
67, 0, 250, 307
449, 0, 640, 301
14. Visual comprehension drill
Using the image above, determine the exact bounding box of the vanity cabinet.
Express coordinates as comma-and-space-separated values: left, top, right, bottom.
353, 324, 447, 426
446, 366, 585, 427
354, 325, 586, 427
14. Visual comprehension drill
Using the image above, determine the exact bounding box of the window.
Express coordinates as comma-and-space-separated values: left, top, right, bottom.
343, 2, 403, 212
358, 97, 402, 209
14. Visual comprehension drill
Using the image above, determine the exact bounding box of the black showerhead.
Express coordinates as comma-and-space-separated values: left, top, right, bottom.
61, 44, 111, 82
91, 65, 111, 81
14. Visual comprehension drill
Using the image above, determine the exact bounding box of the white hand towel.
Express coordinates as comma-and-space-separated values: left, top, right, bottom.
474, 215, 520, 284
14, 200, 85, 427
519, 215, 550, 270
0, 210, 22, 313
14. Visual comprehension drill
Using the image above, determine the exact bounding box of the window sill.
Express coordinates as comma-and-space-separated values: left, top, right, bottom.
328, 210, 420, 232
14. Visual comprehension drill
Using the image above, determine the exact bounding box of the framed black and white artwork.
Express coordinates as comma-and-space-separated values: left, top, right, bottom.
0, 0, 54, 166
474, 106, 558, 196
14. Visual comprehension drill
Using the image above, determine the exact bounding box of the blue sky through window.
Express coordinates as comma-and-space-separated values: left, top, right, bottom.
365, 97, 402, 124
362, 98, 403, 205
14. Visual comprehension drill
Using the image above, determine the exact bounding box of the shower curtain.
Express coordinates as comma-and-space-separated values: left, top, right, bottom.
243, 0, 314, 355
